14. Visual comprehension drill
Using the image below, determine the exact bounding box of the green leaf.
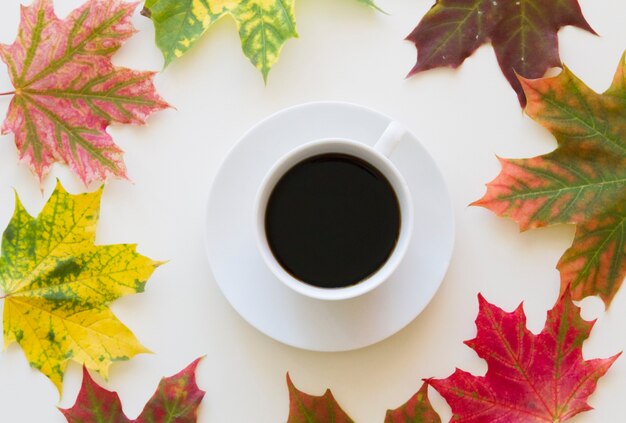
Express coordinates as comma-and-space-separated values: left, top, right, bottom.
143, 0, 381, 79
356, 0, 385, 13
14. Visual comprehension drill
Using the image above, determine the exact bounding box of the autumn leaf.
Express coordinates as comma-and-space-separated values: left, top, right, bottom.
60, 357, 205, 422
428, 290, 620, 422
356, 0, 385, 13
385, 382, 441, 423
474, 52, 626, 307
0, 0, 169, 185
406, 0, 595, 105
0, 182, 161, 393
287, 373, 354, 423
142, 0, 381, 81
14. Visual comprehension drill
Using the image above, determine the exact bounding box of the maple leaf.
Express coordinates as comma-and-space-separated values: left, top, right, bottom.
60, 357, 205, 422
287, 373, 355, 423
0, 182, 161, 393
385, 382, 442, 423
356, 0, 385, 13
0, 0, 169, 185
473, 52, 626, 307
406, 0, 595, 105
142, 0, 381, 81
428, 290, 620, 422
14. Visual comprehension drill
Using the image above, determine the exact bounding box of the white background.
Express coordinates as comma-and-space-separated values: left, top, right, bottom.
0, 0, 625, 421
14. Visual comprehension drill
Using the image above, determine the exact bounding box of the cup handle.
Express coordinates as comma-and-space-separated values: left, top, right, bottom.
374, 121, 406, 157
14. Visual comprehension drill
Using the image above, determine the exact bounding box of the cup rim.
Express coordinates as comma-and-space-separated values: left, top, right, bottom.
254, 137, 414, 301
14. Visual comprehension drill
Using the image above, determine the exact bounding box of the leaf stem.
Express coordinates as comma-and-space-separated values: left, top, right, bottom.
0, 91, 15, 96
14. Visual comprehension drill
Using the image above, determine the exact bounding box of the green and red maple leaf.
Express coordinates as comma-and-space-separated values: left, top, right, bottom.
475, 52, 626, 307
287, 374, 355, 423
61, 358, 205, 422
407, 0, 595, 105
0, 0, 168, 185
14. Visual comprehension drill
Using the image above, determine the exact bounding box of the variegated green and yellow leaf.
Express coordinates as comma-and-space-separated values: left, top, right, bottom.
0, 182, 160, 393
142, 0, 380, 80
474, 52, 626, 307
142, 0, 226, 67
0, 0, 169, 185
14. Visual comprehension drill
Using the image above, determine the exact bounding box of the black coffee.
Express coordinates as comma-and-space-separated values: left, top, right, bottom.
265, 153, 401, 289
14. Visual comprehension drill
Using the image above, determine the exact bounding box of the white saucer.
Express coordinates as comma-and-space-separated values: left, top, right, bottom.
205, 102, 454, 352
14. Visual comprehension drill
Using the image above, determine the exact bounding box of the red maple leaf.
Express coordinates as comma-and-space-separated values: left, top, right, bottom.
428, 290, 620, 422
0, 0, 169, 185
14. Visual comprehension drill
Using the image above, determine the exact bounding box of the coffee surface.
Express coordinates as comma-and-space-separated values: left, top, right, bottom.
265, 153, 401, 289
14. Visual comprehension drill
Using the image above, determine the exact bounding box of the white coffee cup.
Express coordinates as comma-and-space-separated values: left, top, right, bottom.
254, 122, 413, 301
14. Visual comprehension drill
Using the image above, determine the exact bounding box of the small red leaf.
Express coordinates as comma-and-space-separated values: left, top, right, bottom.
59, 367, 130, 423
287, 373, 354, 423
60, 358, 205, 423
138, 358, 205, 423
385, 382, 441, 423
428, 290, 620, 422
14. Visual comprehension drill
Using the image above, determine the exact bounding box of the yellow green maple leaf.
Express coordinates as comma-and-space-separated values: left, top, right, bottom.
0, 182, 160, 393
142, 0, 382, 80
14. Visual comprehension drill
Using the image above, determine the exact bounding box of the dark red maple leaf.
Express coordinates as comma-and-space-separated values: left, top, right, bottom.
406, 0, 595, 105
